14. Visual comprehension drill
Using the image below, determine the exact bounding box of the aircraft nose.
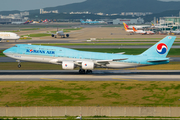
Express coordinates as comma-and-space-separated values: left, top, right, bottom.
3, 48, 12, 56
3, 49, 8, 55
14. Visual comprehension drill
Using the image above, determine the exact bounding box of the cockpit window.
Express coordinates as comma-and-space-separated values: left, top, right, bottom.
13, 45, 17, 47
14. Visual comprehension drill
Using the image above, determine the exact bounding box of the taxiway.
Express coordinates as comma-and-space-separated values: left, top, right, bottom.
0, 70, 180, 81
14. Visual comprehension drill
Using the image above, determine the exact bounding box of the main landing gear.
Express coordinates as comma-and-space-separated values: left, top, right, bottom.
16, 60, 21, 68
79, 69, 92, 74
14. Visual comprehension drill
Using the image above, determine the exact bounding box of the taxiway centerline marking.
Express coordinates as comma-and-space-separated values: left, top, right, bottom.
112, 78, 139, 81
40, 78, 64, 81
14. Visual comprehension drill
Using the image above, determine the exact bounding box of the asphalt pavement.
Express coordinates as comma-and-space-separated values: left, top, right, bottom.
0, 70, 180, 81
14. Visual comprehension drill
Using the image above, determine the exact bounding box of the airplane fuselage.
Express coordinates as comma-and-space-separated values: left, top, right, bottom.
4, 44, 169, 70
0, 32, 20, 40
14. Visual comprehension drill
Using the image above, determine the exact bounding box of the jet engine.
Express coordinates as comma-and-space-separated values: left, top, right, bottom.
66, 34, 69, 37
82, 61, 94, 70
62, 61, 75, 70
51, 34, 55, 37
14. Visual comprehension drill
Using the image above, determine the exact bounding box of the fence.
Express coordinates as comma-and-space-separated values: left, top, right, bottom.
0, 106, 180, 117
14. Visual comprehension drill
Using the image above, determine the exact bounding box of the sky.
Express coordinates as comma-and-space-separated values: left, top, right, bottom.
0, 0, 180, 11
0, 0, 85, 11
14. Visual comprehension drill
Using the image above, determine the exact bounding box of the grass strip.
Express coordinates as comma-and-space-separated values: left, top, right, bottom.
21, 33, 51, 37
96, 38, 180, 40
89, 41, 180, 43
20, 28, 40, 31
48, 28, 82, 34
0, 50, 5, 57
1, 81, 180, 107
4, 28, 40, 32
19, 37, 32, 40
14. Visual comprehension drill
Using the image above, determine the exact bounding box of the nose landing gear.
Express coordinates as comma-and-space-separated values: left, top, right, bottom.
16, 60, 21, 68
18, 64, 21, 68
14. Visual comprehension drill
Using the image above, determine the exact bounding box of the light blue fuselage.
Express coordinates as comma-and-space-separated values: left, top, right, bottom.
3, 44, 169, 69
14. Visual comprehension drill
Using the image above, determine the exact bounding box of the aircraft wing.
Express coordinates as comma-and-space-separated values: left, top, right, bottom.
96, 58, 128, 63
49, 58, 128, 65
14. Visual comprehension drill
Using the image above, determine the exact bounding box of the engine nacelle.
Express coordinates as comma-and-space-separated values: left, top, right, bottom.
51, 34, 55, 37
62, 61, 75, 70
82, 61, 94, 70
66, 34, 69, 37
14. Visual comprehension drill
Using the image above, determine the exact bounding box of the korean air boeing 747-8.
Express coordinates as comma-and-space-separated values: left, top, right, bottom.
3, 36, 176, 74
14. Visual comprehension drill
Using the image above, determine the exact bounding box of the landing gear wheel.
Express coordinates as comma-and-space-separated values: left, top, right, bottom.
86, 70, 92, 74
18, 64, 21, 68
79, 69, 85, 74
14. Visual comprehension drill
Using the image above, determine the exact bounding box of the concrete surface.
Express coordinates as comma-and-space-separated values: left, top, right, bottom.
1, 106, 180, 117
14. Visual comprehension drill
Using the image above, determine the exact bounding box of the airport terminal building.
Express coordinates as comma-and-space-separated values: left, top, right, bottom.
0, 18, 27, 24
158, 16, 180, 30
160, 17, 180, 26
113, 17, 144, 24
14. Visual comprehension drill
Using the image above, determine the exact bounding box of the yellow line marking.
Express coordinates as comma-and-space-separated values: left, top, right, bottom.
112, 78, 138, 81
40, 78, 64, 81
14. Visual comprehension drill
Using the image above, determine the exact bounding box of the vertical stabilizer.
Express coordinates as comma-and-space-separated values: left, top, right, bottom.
141, 36, 176, 58
123, 22, 128, 31
132, 27, 137, 32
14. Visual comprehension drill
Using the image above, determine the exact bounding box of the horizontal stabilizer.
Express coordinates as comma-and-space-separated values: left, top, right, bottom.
147, 58, 169, 62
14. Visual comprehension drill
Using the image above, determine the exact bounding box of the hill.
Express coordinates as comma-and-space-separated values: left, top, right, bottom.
1, 0, 180, 22
1, 0, 180, 15
44, 0, 180, 14
143, 9, 180, 22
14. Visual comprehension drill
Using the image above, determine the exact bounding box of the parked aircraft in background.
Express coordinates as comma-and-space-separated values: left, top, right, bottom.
31, 21, 39, 24
123, 22, 150, 29
80, 19, 105, 24
43, 19, 48, 23
133, 27, 154, 35
123, 22, 134, 34
51, 29, 69, 38
12, 20, 34, 24
0, 32, 20, 42
3, 36, 176, 74
132, 27, 146, 34
23, 20, 30, 24
29, 20, 33, 24
151, 22, 168, 28
170, 30, 180, 34
146, 30, 155, 35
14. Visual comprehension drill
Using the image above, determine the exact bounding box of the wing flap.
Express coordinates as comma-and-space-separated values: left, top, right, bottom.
96, 58, 128, 63
49, 58, 128, 65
